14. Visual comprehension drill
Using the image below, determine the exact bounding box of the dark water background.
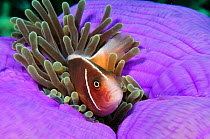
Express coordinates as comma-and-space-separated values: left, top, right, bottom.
0, 0, 209, 37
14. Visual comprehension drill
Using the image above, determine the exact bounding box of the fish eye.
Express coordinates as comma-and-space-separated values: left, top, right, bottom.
93, 80, 100, 88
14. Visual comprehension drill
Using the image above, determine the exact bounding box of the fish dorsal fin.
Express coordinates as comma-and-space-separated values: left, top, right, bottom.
89, 34, 136, 70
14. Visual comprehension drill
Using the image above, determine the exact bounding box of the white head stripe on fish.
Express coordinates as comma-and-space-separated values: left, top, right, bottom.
68, 54, 109, 80
84, 68, 101, 111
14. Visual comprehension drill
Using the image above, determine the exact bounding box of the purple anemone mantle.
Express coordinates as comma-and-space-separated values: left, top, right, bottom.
1, 0, 210, 138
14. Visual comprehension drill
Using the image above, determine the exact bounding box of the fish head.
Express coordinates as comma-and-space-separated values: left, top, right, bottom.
68, 54, 123, 117
84, 68, 123, 117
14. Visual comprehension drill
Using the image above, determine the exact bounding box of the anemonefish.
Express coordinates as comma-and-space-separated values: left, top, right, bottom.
68, 34, 136, 117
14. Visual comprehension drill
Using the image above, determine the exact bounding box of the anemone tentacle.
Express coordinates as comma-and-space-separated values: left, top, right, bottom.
11, 0, 147, 130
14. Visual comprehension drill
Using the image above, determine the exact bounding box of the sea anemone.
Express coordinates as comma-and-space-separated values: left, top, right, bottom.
1, 0, 210, 138
10, 0, 146, 130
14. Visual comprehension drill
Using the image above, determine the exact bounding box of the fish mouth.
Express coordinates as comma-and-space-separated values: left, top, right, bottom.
85, 88, 123, 117
100, 88, 123, 109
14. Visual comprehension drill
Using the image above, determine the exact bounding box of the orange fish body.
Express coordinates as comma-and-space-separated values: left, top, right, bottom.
68, 54, 122, 116
68, 34, 134, 117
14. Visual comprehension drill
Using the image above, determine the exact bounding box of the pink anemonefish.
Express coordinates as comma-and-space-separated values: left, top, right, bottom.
68, 34, 136, 117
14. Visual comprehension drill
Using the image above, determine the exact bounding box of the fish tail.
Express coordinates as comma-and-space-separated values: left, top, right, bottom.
90, 34, 140, 69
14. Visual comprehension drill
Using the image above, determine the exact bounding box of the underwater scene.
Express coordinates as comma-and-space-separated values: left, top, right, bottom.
0, 0, 210, 138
